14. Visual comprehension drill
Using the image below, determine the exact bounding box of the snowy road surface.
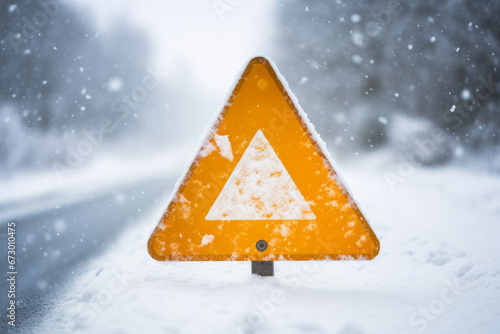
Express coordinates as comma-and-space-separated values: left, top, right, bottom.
11, 159, 498, 334
0, 177, 177, 331
0, 152, 187, 333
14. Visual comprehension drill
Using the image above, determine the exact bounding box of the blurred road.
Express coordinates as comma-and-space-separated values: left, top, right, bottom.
0, 175, 175, 332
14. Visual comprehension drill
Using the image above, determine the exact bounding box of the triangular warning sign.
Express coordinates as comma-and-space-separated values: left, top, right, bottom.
148, 57, 379, 261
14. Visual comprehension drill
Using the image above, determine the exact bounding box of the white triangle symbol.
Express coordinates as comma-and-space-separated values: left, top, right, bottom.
206, 130, 316, 220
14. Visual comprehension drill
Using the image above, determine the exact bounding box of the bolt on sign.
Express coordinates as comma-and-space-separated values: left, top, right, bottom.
148, 57, 379, 262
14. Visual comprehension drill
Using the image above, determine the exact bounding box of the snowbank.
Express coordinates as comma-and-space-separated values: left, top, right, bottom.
38, 162, 500, 334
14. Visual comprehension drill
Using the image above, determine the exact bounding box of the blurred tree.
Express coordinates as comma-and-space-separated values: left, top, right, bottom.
277, 0, 500, 164
0, 0, 151, 172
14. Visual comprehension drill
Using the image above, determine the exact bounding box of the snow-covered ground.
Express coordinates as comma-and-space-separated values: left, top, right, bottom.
0, 147, 190, 222
35, 154, 500, 334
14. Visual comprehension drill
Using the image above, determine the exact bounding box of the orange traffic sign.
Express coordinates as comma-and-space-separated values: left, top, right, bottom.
148, 57, 379, 261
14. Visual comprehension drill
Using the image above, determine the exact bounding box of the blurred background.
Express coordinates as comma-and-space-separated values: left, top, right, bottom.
1, 1, 499, 333
1, 0, 499, 180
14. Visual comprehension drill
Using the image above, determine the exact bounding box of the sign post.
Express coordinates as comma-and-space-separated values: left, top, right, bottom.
252, 261, 274, 277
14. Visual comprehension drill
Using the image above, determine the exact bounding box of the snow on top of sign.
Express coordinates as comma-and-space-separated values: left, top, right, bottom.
199, 134, 233, 161
200, 234, 214, 247
214, 134, 233, 161
206, 130, 315, 220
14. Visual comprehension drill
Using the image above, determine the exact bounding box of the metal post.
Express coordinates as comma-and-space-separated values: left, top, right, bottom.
252, 261, 274, 276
